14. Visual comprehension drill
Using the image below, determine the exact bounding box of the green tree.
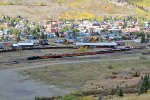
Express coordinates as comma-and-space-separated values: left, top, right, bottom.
55, 31, 59, 37
14, 17, 21, 23
118, 87, 124, 97
61, 25, 71, 32
11, 28, 20, 35
138, 75, 150, 95
30, 29, 40, 38
10, 28, 21, 42
141, 34, 145, 43
0, 24, 5, 31
40, 31, 47, 39
136, 32, 143, 37
62, 95, 78, 100
34, 25, 41, 32
72, 28, 79, 38
24, 26, 30, 34
98, 96, 102, 100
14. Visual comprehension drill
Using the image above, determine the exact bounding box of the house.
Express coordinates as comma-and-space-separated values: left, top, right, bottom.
0, 30, 3, 36
80, 37, 91, 43
100, 22, 110, 30
0, 42, 13, 49
0, 43, 3, 49
3, 29, 11, 35
78, 32, 90, 37
26, 35, 37, 40
144, 21, 150, 28
55, 39, 64, 43
63, 39, 75, 44
92, 23, 101, 29
43, 19, 61, 33
116, 41, 125, 46
47, 33, 56, 38
64, 30, 74, 39
123, 26, 140, 33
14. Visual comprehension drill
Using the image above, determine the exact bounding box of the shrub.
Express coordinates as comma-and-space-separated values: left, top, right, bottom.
62, 95, 78, 100
98, 96, 102, 100
0, 2, 14, 6
35, 96, 52, 100
110, 88, 116, 95
132, 72, 140, 77
108, 65, 113, 69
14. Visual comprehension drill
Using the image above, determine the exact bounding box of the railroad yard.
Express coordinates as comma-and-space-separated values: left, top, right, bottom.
0, 46, 149, 99
1, 12, 150, 99
0, 45, 148, 69
0, 41, 150, 100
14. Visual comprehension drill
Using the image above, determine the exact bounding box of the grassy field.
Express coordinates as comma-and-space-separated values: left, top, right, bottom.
0, 48, 77, 62
112, 94, 150, 100
21, 57, 150, 90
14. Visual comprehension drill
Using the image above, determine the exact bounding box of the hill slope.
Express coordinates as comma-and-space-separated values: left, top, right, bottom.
0, 0, 149, 21
128, 0, 150, 8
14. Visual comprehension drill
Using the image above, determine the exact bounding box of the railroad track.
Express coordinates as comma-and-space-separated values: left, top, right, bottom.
26, 48, 131, 60
0, 46, 76, 53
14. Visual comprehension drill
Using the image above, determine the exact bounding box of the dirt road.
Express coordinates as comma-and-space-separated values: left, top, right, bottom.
0, 69, 70, 100
13, 56, 148, 70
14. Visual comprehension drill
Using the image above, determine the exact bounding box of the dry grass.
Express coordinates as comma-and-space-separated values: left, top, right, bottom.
0, 5, 67, 21
112, 94, 150, 100
21, 57, 150, 89
0, 0, 137, 21
0, 48, 76, 62
129, 0, 150, 8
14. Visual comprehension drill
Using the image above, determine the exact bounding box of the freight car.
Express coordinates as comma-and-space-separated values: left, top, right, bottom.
27, 56, 41, 60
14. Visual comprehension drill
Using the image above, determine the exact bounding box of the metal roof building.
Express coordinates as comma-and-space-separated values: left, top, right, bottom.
75, 42, 117, 46
13, 42, 34, 47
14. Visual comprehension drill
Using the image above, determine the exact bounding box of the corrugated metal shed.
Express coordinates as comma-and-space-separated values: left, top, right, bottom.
13, 42, 34, 47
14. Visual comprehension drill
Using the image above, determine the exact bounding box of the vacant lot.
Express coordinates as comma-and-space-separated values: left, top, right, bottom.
21, 57, 150, 90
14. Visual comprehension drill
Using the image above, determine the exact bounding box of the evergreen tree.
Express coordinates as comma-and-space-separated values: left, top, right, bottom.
55, 31, 59, 37
40, 31, 45, 39
98, 96, 102, 100
138, 75, 150, 95
118, 87, 124, 97
141, 34, 145, 43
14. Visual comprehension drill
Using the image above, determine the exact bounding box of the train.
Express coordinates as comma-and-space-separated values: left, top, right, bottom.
27, 48, 131, 60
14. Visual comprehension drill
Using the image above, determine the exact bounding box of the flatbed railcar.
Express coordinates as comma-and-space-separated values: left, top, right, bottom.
27, 48, 131, 60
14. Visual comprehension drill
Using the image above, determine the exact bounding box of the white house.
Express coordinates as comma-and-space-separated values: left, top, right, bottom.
0, 30, 3, 36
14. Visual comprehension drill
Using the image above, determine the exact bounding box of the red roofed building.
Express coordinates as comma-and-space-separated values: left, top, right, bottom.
43, 19, 62, 33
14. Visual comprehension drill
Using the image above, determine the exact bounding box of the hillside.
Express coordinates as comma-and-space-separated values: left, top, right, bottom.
0, 0, 149, 21
129, 0, 150, 8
